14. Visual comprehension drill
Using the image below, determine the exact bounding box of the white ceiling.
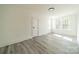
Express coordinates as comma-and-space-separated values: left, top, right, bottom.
2, 4, 79, 16
21, 4, 79, 16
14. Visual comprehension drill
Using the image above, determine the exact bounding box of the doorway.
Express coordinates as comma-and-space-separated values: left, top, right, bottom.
31, 16, 39, 37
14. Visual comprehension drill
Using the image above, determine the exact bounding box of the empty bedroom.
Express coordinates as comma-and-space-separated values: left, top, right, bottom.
0, 4, 79, 54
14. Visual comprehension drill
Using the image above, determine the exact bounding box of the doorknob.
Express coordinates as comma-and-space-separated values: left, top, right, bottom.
33, 27, 35, 29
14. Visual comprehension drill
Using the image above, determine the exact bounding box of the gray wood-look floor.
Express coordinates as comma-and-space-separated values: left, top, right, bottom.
0, 33, 79, 54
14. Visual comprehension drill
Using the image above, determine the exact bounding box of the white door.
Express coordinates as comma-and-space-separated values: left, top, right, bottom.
32, 17, 39, 37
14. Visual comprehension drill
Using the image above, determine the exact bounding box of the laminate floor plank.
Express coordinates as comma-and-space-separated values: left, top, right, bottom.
0, 33, 79, 54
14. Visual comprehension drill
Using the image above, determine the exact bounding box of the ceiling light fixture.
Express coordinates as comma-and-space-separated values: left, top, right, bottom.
48, 7, 55, 11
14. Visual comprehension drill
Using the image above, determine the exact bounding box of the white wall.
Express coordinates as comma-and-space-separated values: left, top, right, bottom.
0, 5, 50, 47
38, 14, 50, 36
0, 5, 5, 47
77, 12, 79, 44
0, 5, 33, 47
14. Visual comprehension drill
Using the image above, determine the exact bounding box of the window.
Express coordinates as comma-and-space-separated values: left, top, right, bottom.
52, 15, 71, 30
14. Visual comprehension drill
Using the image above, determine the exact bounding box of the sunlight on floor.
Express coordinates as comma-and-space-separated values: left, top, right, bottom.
53, 34, 72, 41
